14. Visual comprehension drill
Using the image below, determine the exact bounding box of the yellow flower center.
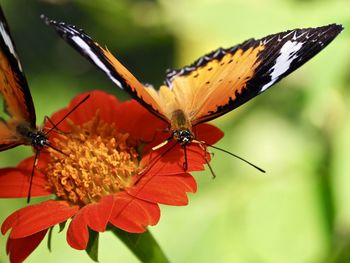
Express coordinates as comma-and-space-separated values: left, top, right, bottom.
45, 114, 141, 206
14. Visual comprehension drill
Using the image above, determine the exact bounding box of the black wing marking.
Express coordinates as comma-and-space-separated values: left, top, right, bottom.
42, 15, 168, 123
0, 6, 36, 127
166, 24, 343, 124
165, 39, 255, 87
42, 17, 125, 89
0, 142, 21, 151
248, 24, 343, 92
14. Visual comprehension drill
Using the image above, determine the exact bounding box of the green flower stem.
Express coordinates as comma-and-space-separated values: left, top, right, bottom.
110, 226, 170, 263
317, 130, 336, 253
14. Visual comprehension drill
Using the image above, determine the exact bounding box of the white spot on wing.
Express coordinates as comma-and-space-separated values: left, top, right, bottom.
260, 40, 303, 92
71, 36, 123, 89
0, 22, 23, 71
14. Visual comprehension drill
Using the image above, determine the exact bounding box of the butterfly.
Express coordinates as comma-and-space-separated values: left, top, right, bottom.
0, 7, 51, 152
0, 7, 89, 201
42, 16, 343, 171
0, 6, 54, 200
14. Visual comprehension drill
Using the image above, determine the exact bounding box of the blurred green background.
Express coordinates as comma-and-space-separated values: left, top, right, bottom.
0, 0, 349, 262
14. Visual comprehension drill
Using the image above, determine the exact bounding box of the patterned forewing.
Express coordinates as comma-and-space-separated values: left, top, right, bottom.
165, 24, 343, 125
0, 7, 36, 127
44, 18, 169, 123
170, 43, 264, 124
0, 119, 21, 150
101, 48, 169, 121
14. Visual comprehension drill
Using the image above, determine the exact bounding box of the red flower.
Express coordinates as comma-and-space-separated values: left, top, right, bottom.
0, 91, 223, 262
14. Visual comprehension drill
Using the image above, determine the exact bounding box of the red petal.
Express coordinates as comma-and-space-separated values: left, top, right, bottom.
0, 155, 51, 198
6, 229, 47, 263
47, 91, 166, 143
2, 200, 78, 238
127, 173, 197, 205
68, 90, 121, 125
140, 124, 223, 175
66, 208, 88, 250
48, 91, 121, 131
47, 107, 70, 131
141, 141, 210, 175
114, 100, 167, 142
110, 192, 160, 233
194, 123, 224, 145
17, 153, 49, 171
66, 195, 114, 250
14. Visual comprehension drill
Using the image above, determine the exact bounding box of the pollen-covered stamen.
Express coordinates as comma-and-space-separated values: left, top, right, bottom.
45, 114, 141, 206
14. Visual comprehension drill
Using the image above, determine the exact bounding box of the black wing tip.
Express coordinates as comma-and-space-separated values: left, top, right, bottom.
320, 23, 344, 34
313, 23, 344, 43
40, 14, 90, 41
330, 23, 344, 36
288, 23, 344, 32
40, 14, 70, 29
40, 14, 55, 26
303, 23, 344, 38
326, 23, 344, 30
40, 14, 66, 31
40, 14, 47, 22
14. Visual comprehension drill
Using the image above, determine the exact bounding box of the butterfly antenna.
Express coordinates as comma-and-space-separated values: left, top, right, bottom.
43, 116, 67, 135
45, 94, 90, 135
204, 143, 266, 173
27, 150, 40, 203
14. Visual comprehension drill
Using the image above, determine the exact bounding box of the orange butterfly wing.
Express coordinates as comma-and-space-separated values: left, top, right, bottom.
43, 19, 169, 124
45, 19, 342, 128
0, 7, 36, 150
163, 42, 264, 125
164, 24, 343, 125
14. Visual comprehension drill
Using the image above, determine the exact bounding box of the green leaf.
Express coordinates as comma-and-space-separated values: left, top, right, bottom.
59, 221, 67, 233
85, 229, 99, 262
110, 226, 170, 263
47, 226, 54, 252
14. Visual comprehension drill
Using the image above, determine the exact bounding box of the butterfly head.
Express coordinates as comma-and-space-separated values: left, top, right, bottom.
169, 109, 194, 145
172, 129, 194, 145
16, 124, 48, 150
30, 131, 48, 150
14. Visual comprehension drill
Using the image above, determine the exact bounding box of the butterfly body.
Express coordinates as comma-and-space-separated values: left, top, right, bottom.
15, 123, 48, 150
170, 109, 194, 145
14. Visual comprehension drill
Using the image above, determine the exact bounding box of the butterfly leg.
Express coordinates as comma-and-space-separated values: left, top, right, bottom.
27, 150, 40, 203
43, 116, 68, 135
203, 155, 216, 179
152, 136, 172, 151
193, 140, 216, 178
44, 94, 90, 136
182, 145, 188, 171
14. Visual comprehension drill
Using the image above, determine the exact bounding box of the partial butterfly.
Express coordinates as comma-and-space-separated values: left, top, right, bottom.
0, 7, 87, 201
0, 6, 54, 200
42, 16, 343, 171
